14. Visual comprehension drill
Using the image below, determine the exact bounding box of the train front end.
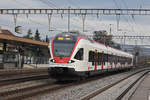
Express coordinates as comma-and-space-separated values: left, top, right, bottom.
48, 33, 82, 80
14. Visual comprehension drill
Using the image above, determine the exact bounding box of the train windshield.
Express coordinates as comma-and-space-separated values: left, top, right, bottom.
53, 41, 75, 57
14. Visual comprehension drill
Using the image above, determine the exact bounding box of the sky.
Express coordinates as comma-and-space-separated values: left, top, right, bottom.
0, 0, 150, 46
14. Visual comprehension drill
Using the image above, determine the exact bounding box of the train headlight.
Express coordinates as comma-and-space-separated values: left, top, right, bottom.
68, 60, 71, 63
68, 60, 75, 63
50, 59, 55, 62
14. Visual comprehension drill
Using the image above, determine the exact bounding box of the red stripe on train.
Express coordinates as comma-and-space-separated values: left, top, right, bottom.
51, 39, 54, 58
54, 57, 70, 63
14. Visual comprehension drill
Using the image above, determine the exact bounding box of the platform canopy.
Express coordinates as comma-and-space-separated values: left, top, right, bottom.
0, 29, 49, 47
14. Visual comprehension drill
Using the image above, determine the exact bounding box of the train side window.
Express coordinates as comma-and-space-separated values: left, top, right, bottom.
127, 58, 131, 64
127, 58, 129, 64
104, 54, 108, 62
114, 55, 117, 64
122, 57, 125, 64
88, 51, 94, 62
121, 57, 123, 64
88, 51, 95, 65
103, 54, 105, 65
98, 53, 102, 65
74, 48, 84, 60
108, 54, 111, 62
118, 56, 120, 62
129, 58, 132, 64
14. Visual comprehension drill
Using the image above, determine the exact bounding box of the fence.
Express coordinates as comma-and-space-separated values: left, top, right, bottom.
0, 52, 50, 69
24, 56, 49, 64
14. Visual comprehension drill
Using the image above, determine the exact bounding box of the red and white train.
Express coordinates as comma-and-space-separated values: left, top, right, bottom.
48, 32, 133, 80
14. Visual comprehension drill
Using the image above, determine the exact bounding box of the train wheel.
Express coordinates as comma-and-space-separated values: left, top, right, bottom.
79, 76, 86, 81
87, 72, 90, 77
85, 72, 90, 77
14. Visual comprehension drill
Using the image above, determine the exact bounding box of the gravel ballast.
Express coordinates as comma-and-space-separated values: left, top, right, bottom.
26, 69, 146, 100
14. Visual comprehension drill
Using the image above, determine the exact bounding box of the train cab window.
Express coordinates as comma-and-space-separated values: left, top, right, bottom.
48, 49, 51, 58
74, 48, 84, 60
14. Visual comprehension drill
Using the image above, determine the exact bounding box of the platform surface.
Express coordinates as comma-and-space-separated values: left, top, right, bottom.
130, 72, 150, 100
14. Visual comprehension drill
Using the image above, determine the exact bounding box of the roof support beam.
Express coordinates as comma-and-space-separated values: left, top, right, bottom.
0, 9, 150, 15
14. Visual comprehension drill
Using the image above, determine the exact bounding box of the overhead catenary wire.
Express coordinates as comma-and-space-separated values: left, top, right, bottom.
113, 0, 150, 52
137, 0, 144, 8
121, 0, 128, 8
65, 0, 83, 32
0, 23, 12, 27
66, 0, 90, 32
1, 1, 150, 34
11, 0, 33, 8
112, 0, 135, 33
112, 0, 121, 8
112, 0, 136, 46
120, 0, 136, 32
47, 0, 58, 8
66, 0, 80, 8
39, 0, 58, 9
121, 0, 145, 36
10, 0, 47, 27
11, 0, 59, 33
38, 0, 58, 31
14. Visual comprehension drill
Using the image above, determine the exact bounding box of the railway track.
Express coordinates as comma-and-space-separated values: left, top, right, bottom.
0, 73, 49, 87
0, 82, 58, 100
0, 68, 49, 86
0, 68, 48, 76
0, 68, 147, 100
81, 69, 150, 100
0, 70, 126, 100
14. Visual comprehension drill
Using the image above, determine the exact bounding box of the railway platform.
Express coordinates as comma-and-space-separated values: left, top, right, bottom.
130, 72, 150, 100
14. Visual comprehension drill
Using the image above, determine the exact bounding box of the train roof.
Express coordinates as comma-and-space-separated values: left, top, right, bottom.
55, 32, 92, 40
54, 32, 133, 58
106, 46, 133, 58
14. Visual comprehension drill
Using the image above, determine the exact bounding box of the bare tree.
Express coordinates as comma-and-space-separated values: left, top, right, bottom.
93, 30, 113, 46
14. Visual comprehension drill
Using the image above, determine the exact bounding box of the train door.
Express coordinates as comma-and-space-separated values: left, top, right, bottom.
101, 52, 104, 70
109, 55, 113, 68
94, 50, 98, 70
114, 56, 116, 68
